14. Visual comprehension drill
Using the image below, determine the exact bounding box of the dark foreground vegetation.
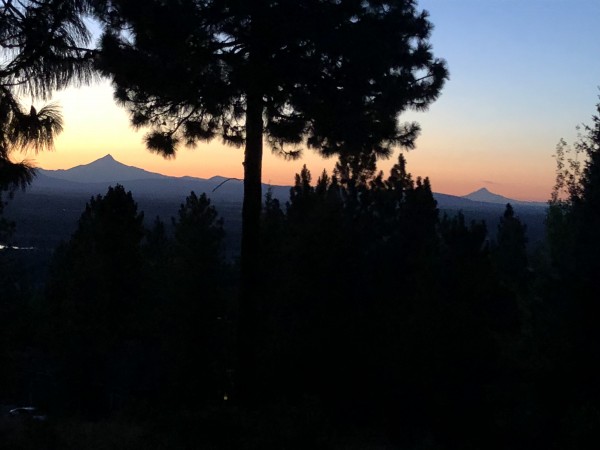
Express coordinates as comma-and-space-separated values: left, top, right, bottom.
1, 100, 600, 448
1, 0, 599, 447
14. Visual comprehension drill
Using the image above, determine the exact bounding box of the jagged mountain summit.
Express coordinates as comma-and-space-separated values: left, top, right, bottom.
38, 154, 168, 183
463, 187, 545, 207
31, 154, 547, 207
32, 154, 290, 202
464, 187, 514, 204
6, 155, 549, 250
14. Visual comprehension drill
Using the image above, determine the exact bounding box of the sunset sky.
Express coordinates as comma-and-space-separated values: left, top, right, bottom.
25, 0, 600, 201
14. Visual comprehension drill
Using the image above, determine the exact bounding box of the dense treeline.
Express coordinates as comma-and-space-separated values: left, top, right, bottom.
256, 154, 521, 448
1, 102, 599, 448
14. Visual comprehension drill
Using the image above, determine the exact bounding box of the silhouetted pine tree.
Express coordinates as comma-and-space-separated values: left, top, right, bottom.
1, 0, 96, 189
493, 203, 528, 289
94, 0, 448, 399
163, 191, 230, 406
173, 192, 224, 276
45, 185, 145, 416
538, 99, 600, 447
258, 156, 446, 429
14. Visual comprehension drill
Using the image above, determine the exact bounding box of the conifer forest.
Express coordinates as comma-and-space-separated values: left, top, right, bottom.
1, 1, 600, 448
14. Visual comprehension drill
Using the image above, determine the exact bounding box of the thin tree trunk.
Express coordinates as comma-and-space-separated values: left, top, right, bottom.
237, 85, 263, 404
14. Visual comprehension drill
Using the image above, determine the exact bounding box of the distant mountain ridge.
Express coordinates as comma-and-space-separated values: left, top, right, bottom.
4, 155, 549, 250
34, 154, 290, 202
464, 187, 513, 204
462, 187, 545, 207
34, 154, 546, 208
39, 154, 167, 183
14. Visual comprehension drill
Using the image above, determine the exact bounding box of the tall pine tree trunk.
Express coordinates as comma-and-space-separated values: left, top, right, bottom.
237, 85, 263, 404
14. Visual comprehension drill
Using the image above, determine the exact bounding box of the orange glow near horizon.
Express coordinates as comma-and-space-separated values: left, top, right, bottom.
23, 82, 557, 202
10, 0, 599, 206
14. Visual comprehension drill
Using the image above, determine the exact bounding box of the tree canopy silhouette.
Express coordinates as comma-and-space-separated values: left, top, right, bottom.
493, 203, 528, 288
0, 0, 96, 190
46, 184, 146, 415
95, 0, 448, 400
547, 99, 600, 286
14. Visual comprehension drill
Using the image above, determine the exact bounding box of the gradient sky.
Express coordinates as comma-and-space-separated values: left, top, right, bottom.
24, 0, 600, 201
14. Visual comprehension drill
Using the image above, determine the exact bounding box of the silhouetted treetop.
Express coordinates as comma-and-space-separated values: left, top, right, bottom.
172, 191, 225, 269
97, 0, 448, 159
494, 203, 528, 287
67, 184, 145, 274
96, 0, 448, 403
548, 99, 600, 289
46, 184, 145, 350
1, 0, 97, 190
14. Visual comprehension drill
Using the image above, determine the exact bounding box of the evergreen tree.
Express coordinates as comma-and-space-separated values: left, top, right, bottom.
46, 185, 145, 415
546, 99, 600, 317
1, 0, 96, 189
94, 0, 448, 398
165, 192, 229, 405
259, 155, 440, 407
494, 203, 528, 288
261, 188, 285, 250
543, 99, 600, 443
172, 191, 225, 276
569, 102, 600, 294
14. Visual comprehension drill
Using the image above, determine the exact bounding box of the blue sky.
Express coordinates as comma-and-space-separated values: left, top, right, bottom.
422, 0, 599, 126
400, 0, 600, 199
